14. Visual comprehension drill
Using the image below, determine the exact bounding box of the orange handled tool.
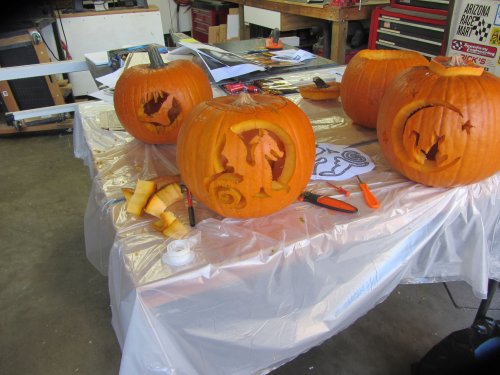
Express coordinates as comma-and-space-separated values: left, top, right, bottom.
356, 175, 379, 209
265, 28, 283, 50
299, 192, 358, 213
327, 182, 350, 197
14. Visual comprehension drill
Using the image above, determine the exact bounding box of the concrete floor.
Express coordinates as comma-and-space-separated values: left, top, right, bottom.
1, 130, 499, 375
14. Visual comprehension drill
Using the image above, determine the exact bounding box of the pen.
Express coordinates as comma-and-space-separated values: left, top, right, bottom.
186, 188, 196, 227
244, 49, 268, 54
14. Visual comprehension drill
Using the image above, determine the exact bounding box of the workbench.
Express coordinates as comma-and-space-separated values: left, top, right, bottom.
224, 0, 389, 64
73, 59, 500, 374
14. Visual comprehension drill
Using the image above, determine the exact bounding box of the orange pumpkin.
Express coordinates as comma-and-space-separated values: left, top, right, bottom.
114, 47, 213, 144
377, 56, 500, 187
340, 49, 429, 129
176, 93, 316, 218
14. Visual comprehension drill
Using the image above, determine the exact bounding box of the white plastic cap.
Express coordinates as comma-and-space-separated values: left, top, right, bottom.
162, 239, 195, 266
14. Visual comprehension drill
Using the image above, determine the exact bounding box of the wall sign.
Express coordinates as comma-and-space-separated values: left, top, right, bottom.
446, 0, 500, 76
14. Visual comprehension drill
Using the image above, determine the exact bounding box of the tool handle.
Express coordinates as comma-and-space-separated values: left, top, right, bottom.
313, 76, 329, 89
272, 28, 280, 44
299, 192, 357, 213
338, 187, 350, 197
317, 196, 357, 213
327, 182, 350, 197
359, 183, 379, 209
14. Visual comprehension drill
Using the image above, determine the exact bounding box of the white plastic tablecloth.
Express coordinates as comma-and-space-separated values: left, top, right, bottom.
73, 68, 500, 375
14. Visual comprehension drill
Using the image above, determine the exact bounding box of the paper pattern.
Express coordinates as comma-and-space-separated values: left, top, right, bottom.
311, 143, 374, 181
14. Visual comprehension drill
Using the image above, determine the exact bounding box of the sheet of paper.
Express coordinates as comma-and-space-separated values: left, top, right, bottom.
88, 88, 114, 104
280, 36, 300, 47
330, 65, 347, 82
270, 49, 316, 63
227, 14, 239, 40
84, 51, 109, 66
123, 52, 193, 69
177, 41, 265, 82
98, 109, 123, 131
95, 67, 123, 89
311, 143, 375, 181
92, 51, 194, 91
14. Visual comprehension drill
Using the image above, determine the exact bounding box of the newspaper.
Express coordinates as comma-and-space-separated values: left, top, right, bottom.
169, 40, 266, 82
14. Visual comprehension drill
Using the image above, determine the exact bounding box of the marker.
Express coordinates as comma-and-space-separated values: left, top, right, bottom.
186, 188, 196, 227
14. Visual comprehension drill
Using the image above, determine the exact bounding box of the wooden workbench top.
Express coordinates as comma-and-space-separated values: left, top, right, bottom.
55, 5, 159, 18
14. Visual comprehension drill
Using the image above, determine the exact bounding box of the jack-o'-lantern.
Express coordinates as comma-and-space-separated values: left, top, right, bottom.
377, 56, 500, 187
114, 46, 213, 144
340, 49, 429, 129
176, 93, 316, 218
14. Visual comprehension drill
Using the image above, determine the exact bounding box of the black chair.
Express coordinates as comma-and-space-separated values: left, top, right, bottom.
412, 279, 500, 375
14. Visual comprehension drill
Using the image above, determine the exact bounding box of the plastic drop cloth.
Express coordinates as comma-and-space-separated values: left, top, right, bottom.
74, 67, 500, 375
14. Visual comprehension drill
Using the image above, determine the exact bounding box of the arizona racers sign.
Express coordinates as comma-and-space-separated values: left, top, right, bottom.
447, 1, 500, 76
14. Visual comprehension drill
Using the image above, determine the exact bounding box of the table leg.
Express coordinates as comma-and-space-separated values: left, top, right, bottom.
330, 20, 348, 65
474, 279, 499, 323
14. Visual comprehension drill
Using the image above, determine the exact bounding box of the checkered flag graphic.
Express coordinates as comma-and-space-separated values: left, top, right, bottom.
451, 40, 465, 51
472, 18, 492, 42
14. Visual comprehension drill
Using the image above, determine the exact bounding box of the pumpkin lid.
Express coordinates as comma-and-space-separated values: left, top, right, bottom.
429, 55, 484, 77
356, 49, 426, 61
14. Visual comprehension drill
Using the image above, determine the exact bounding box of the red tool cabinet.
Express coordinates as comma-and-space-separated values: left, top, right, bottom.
368, 5, 449, 59
390, 0, 450, 16
191, 0, 237, 43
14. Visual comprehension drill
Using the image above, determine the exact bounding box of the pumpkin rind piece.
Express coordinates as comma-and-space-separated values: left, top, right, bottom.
144, 183, 183, 217
154, 211, 188, 239
152, 211, 177, 231
155, 183, 183, 207
159, 211, 178, 229
340, 49, 429, 129
144, 195, 167, 218
126, 180, 156, 216
377, 56, 500, 187
162, 219, 189, 239
299, 81, 341, 101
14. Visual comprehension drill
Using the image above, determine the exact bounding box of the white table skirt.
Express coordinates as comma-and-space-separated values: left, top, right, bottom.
73, 69, 500, 375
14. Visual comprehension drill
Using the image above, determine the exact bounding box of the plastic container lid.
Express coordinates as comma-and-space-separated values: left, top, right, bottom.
162, 239, 195, 266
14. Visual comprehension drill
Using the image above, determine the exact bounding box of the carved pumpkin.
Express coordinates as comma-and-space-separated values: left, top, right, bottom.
340, 49, 429, 129
377, 56, 500, 187
114, 47, 213, 144
176, 93, 316, 218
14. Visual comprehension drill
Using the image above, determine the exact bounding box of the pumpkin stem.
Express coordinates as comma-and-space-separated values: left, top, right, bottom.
148, 46, 166, 69
234, 92, 257, 106
313, 76, 329, 89
449, 55, 467, 67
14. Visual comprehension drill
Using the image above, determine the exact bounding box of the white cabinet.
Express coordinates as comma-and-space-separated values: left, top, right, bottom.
148, 0, 192, 34
56, 6, 164, 96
